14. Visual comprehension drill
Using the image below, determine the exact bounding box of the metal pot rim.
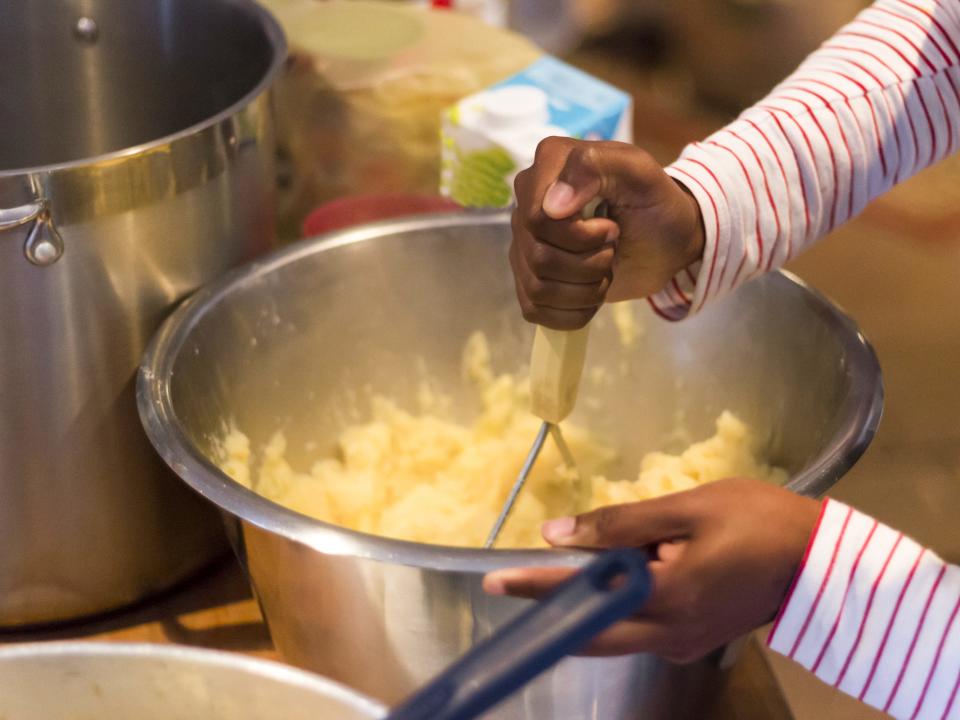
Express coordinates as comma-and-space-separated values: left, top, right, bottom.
137, 211, 884, 573
0, 0, 287, 179
0, 640, 386, 716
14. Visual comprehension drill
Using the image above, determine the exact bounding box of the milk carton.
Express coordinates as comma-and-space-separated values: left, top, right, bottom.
441, 56, 632, 208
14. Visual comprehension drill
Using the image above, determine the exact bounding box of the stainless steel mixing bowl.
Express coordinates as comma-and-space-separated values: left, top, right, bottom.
0, 642, 384, 719
138, 212, 883, 719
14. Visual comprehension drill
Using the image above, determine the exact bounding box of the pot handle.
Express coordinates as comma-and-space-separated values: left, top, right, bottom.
0, 201, 64, 266
385, 548, 652, 720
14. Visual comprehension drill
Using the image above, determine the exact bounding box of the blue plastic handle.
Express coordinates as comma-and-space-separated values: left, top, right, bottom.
384, 548, 651, 720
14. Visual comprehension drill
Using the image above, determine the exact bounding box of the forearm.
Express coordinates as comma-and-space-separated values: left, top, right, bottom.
652, 0, 960, 319
768, 499, 960, 719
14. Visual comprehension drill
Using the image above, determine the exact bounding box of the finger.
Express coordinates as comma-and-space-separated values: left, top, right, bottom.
484, 563, 704, 660
518, 137, 577, 221
512, 268, 598, 330
653, 539, 686, 563
525, 240, 616, 285
525, 306, 599, 331
483, 566, 576, 600
518, 140, 622, 249
482, 570, 668, 658
484, 575, 679, 659
527, 214, 620, 254
516, 255, 608, 311
511, 244, 538, 321
483, 563, 671, 615
510, 218, 616, 286
548, 141, 664, 217
530, 278, 608, 310
512, 242, 601, 321
509, 236, 530, 307
484, 554, 672, 596
515, 209, 617, 281
574, 618, 672, 657
515, 204, 616, 286
541, 495, 694, 549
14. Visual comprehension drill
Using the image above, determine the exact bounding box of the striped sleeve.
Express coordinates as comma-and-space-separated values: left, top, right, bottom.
649, 0, 960, 320
767, 499, 960, 719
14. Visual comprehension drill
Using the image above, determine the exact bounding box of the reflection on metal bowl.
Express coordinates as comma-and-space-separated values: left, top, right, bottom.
138, 213, 882, 719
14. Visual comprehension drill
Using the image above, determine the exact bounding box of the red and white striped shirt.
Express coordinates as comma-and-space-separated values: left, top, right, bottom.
653, 1, 960, 717
656, 0, 960, 320
768, 501, 960, 719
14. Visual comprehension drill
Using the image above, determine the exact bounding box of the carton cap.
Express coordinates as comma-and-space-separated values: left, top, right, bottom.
480, 85, 550, 129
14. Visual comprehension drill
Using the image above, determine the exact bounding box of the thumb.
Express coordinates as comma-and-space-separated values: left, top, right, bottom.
541, 141, 660, 220
542, 495, 693, 549
541, 149, 603, 220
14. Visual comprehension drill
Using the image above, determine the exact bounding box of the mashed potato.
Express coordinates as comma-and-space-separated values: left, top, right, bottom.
220, 332, 786, 548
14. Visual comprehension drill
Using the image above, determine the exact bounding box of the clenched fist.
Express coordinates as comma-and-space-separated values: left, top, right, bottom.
510, 137, 706, 330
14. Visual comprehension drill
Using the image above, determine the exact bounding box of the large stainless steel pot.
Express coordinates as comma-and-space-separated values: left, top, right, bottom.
0, 642, 385, 719
0, 0, 285, 626
138, 213, 883, 719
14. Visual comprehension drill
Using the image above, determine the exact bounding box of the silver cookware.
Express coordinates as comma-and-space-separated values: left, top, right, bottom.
138, 212, 883, 718
0, 0, 285, 626
0, 642, 384, 719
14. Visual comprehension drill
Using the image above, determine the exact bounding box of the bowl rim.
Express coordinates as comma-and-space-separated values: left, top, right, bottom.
137, 211, 884, 573
0, 641, 385, 716
0, 0, 287, 178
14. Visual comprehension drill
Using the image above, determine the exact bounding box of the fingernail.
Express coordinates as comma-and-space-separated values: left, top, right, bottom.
543, 181, 575, 217
483, 573, 506, 596
605, 225, 620, 242
542, 516, 576, 544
